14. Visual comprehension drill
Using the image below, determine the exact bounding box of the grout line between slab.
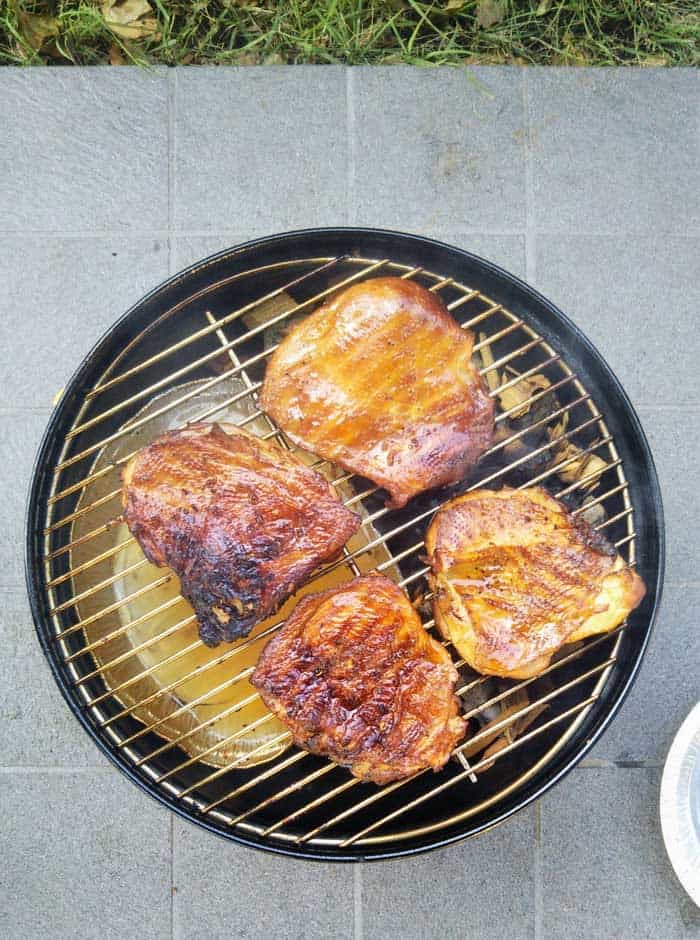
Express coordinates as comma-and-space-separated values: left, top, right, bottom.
0, 231, 173, 238
346, 68, 356, 227
170, 814, 176, 940
532, 229, 700, 238
534, 801, 543, 940
615, 761, 664, 768
353, 863, 363, 940
522, 69, 536, 285
1, 228, 699, 239
635, 404, 700, 412
0, 406, 52, 415
0, 766, 113, 773
168, 69, 177, 276
579, 758, 665, 768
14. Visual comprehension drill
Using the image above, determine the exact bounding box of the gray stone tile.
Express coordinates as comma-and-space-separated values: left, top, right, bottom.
173, 819, 354, 940
541, 767, 699, 939
0, 236, 169, 408
0, 769, 170, 939
636, 408, 700, 587
172, 231, 527, 280
431, 231, 527, 279
352, 67, 526, 231
174, 68, 347, 232
527, 68, 700, 234
0, 590, 103, 766
0, 68, 168, 232
363, 808, 535, 940
591, 587, 700, 763
172, 234, 256, 272
0, 410, 50, 592
534, 235, 700, 407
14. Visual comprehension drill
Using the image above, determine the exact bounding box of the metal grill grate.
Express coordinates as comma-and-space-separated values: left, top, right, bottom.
36, 245, 645, 855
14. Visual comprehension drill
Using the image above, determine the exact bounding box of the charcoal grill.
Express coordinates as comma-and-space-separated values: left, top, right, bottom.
25, 229, 664, 860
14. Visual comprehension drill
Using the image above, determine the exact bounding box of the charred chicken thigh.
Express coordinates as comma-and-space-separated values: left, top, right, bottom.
122, 422, 360, 647
252, 574, 466, 784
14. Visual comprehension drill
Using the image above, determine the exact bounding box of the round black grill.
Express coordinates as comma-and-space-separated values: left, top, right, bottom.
25, 229, 664, 860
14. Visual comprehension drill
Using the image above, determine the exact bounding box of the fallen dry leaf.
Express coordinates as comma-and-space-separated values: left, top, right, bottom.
478, 332, 501, 393
478, 702, 549, 770
640, 56, 668, 67
233, 51, 262, 65
108, 43, 127, 65
547, 421, 607, 491
18, 12, 59, 52
461, 702, 525, 759
476, 0, 507, 29
499, 370, 551, 418
479, 337, 552, 418
101, 0, 159, 40
461, 686, 550, 770
548, 412, 569, 442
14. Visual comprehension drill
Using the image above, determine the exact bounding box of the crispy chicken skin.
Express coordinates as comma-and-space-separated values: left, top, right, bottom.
122, 422, 360, 647
260, 277, 494, 509
426, 487, 646, 680
251, 574, 466, 784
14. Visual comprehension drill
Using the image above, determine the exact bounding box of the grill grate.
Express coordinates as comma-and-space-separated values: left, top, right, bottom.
33, 242, 650, 857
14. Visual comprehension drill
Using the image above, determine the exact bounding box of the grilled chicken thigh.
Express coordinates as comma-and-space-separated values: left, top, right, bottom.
251, 574, 466, 784
426, 487, 645, 680
122, 423, 360, 647
261, 277, 494, 508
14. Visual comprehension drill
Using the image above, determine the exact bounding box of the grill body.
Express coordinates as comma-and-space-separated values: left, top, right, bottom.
25, 228, 664, 860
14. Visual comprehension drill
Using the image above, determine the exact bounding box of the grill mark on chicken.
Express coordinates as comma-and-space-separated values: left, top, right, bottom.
426, 486, 646, 679
121, 422, 360, 647
261, 276, 494, 508
251, 574, 466, 784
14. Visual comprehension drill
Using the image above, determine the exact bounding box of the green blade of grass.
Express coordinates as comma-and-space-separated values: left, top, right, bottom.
1, 0, 698, 66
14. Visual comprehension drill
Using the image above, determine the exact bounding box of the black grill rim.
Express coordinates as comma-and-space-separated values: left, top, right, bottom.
25, 227, 665, 861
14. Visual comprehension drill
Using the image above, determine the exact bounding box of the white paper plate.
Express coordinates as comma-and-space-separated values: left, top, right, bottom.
660, 701, 700, 908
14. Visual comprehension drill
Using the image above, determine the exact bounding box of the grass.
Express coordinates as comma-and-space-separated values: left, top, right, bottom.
1, 0, 698, 67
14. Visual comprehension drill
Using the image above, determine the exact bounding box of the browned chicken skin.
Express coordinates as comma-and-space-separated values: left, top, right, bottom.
121, 423, 360, 647
261, 276, 494, 508
251, 574, 466, 784
426, 487, 646, 680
